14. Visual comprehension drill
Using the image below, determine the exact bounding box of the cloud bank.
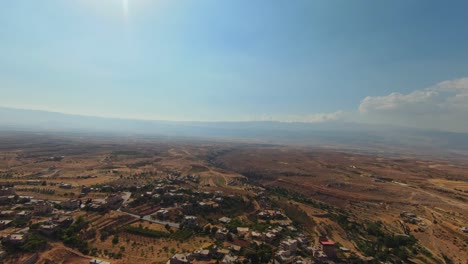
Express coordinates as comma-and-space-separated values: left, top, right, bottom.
252, 77, 468, 132
358, 77, 468, 132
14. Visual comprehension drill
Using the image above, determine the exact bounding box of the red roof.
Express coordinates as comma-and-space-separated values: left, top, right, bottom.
320, 240, 335, 246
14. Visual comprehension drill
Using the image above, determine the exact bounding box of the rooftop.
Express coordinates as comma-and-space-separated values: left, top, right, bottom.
320, 239, 335, 246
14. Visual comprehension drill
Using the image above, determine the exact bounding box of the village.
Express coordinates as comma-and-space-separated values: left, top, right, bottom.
0, 144, 465, 264
0, 171, 349, 264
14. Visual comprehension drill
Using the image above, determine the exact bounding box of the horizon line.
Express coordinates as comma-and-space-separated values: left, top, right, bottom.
0, 105, 348, 125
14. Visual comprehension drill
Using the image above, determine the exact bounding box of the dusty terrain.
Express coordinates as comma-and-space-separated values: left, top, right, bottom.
0, 133, 466, 263
214, 146, 468, 263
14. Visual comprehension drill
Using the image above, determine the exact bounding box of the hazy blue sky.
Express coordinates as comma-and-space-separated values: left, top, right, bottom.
1, 1, 468, 131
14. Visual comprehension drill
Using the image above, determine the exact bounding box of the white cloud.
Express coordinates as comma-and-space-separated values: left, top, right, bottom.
358, 77, 468, 132
436, 77, 468, 92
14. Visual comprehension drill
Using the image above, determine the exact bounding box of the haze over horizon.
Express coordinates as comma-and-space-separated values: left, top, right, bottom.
2, 1, 468, 132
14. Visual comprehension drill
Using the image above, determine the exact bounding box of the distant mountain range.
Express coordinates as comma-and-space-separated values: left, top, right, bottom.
1, 107, 468, 156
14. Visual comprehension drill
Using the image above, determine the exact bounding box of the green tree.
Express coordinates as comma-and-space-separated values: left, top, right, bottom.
112, 235, 119, 245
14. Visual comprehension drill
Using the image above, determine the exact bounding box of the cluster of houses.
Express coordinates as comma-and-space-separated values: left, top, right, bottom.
128, 183, 235, 223
400, 211, 429, 232
0, 173, 344, 264
0, 200, 74, 262
168, 250, 243, 264
167, 221, 337, 264
258, 210, 288, 220
400, 211, 420, 223
106, 176, 341, 264
164, 204, 337, 264
166, 173, 200, 184
0, 186, 16, 204
0, 184, 125, 259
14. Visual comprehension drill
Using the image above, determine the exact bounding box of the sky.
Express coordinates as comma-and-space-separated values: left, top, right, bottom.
1, 0, 468, 131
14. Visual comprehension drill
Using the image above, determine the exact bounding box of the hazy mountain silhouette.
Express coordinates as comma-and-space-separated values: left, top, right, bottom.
1, 107, 467, 154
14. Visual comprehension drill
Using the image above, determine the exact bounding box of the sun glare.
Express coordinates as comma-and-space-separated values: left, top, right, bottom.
122, 0, 129, 20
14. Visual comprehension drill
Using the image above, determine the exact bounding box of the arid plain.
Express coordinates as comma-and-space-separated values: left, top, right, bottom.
0, 133, 466, 264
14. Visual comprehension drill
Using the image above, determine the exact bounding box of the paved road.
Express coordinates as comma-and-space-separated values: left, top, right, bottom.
121, 192, 132, 205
